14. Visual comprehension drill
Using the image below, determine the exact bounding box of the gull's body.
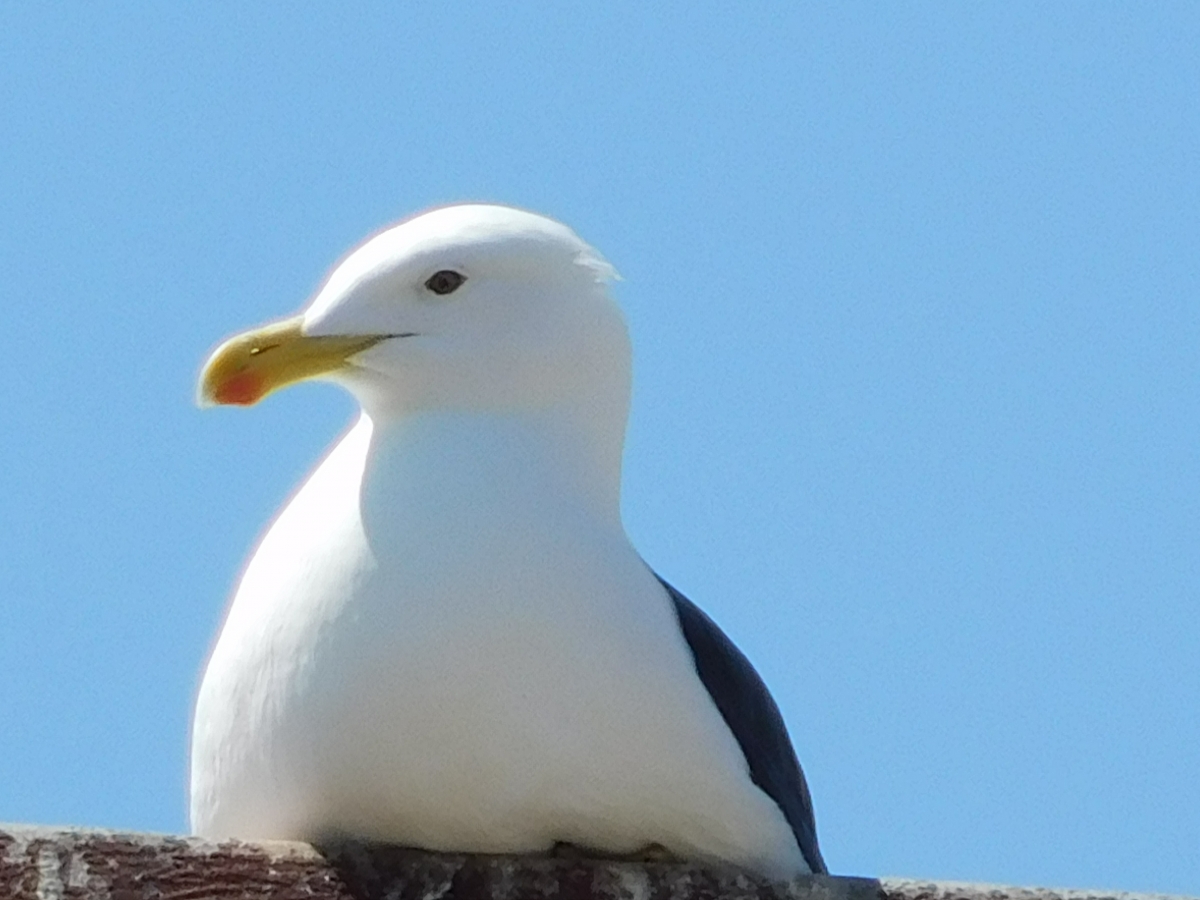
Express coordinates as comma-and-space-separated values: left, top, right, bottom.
190, 204, 825, 880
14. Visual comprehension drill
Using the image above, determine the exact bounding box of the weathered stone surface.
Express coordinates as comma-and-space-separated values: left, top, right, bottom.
879, 880, 1195, 900
0, 826, 1190, 900
0, 825, 867, 900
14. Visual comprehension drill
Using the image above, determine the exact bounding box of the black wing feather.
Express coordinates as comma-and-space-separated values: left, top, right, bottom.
656, 575, 828, 875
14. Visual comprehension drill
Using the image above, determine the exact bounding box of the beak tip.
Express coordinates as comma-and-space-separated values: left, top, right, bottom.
196, 372, 266, 408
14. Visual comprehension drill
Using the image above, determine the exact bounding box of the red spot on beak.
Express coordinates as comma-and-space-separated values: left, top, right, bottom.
213, 372, 264, 406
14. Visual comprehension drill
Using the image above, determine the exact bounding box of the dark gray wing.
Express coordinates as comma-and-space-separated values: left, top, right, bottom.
656, 574, 828, 875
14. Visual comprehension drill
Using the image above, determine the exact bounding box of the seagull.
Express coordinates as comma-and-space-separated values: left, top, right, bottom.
190, 203, 827, 880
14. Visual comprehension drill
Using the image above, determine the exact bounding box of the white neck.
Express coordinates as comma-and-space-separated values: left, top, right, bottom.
361, 403, 627, 530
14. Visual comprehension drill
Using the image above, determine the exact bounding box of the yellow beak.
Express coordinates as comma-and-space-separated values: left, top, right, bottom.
198, 315, 388, 407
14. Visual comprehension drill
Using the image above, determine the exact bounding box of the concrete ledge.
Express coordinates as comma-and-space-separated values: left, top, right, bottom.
0, 826, 1190, 900
880, 882, 1195, 900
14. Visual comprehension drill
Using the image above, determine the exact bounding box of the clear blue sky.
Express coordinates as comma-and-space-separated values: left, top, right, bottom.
2, 4, 1197, 894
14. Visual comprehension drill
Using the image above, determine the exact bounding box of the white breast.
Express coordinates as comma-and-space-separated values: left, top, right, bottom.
189, 413, 803, 879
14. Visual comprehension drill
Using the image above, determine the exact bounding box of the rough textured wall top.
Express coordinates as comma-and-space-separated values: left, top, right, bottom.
0, 826, 1192, 900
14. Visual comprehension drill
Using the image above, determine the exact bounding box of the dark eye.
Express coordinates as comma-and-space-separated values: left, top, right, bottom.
424, 270, 467, 295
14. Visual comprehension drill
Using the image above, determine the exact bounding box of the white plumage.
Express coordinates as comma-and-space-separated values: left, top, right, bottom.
190, 204, 815, 880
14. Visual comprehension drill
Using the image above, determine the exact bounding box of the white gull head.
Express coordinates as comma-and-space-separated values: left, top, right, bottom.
307, 205, 624, 421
